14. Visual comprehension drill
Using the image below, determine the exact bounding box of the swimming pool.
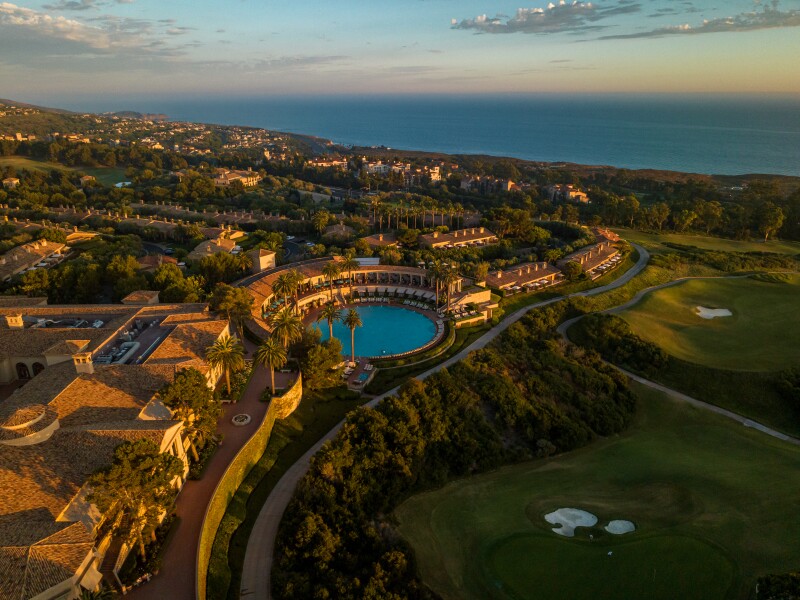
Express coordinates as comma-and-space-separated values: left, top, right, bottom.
315, 305, 437, 358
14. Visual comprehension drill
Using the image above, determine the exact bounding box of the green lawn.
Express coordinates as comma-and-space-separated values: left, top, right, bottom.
617, 274, 800, 371
396, 383, 800, 600
0, 155, 126, 186
613, 227, 800, 256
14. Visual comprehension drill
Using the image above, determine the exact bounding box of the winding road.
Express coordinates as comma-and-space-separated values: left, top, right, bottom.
239, 245, 800, 600
239, 244, 652, 599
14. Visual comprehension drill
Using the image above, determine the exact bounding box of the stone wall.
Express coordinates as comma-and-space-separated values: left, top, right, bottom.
273, 373, 303, 419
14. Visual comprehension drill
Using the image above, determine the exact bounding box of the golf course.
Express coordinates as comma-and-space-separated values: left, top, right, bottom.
0, 155, 125, 186
396, 383, 800, 600
615, 274, 800, 371
612, 227, 800, 256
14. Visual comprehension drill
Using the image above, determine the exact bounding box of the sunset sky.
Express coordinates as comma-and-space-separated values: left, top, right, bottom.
2, 0, 799, 104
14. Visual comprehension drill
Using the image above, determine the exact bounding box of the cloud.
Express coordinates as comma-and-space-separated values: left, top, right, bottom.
452, 1, 641, 35
42, 0, 133, 9
601, 4, 800, 39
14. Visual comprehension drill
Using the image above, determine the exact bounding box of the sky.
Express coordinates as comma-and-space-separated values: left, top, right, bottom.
1, 0, 800, 105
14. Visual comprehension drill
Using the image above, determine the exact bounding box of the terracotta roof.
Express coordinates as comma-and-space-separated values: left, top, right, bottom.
0, 240, 66, 281
121, 290, 160, 304
0, 296, 48, 308
145, 320, 229, 366
161, 312, 212, 325
419, 228, 496, 247
485, 262, 561, 290
187, 238, 236, 261
42, 339, 91, 356
361, 232, 397, 247
137, 254, 178, 271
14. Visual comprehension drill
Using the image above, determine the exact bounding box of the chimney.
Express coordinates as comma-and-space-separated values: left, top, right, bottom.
433, 231, 439, 239
479, 227, 484, 234
534, 263, 539, 272
378, 234, 384, 241
73, 352, 94, 375
496, 271, 502, 278
453, 231, 458, 238
5, 314, 23, 329
518, 268, 523, 276
526, 266, 531, 274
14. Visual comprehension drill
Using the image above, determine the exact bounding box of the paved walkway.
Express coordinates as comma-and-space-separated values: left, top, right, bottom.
240, 245, 652, 600
129, 344, 269, 600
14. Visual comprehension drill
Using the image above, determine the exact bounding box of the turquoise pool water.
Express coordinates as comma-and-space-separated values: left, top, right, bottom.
315, 305, 437, 358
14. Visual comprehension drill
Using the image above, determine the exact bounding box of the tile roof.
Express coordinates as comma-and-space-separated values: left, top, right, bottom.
187, 238, 236, 261
121, 290, 160, 304
145, 320, 229, 366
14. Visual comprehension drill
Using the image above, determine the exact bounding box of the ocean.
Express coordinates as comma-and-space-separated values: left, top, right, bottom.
92, 95, 800, 177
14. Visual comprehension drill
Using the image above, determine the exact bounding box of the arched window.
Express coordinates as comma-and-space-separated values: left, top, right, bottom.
16, 363, 30, 380
32, 363, 45, 376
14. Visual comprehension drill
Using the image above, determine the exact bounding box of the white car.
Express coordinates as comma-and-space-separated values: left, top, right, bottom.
306, 241, 314, 247
286, 235, 295, 241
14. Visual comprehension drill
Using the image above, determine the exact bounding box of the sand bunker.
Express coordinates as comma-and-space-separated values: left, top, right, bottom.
695, 306, 732, 319
544, 508, 598, 537
605, 520, 636, 535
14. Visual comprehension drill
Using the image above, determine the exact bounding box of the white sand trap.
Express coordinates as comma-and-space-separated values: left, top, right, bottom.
605, 520, 636, 535
544, 508, 598, 537
695, 306, 732, 319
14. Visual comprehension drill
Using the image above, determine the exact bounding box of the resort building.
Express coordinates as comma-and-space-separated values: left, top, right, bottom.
0, 297, 230, 598
323, 222, 356, 242
244, 257, 497, 337
558, 231, 620, 278
418, 227, 498, 249
187, 237, 237, 262
2, 177, 20, 190
137, 254, 179, 273
248, 248, 277, 273
361, 232, 398, 249
545, 184, 590, 204
0, 240, 67, 282
213, 168, 262, 188
484, 262, 563, 293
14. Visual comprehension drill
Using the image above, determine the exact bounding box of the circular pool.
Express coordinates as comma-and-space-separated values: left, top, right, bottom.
315, 305, 438, 358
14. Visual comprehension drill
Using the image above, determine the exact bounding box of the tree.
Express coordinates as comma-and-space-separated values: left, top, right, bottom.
311, 210, 330, 236
341, 251, 360, 297
440, 264, 459, 313
206, 334, 245, 396
271, 272, 294, 309
756, 202, 785, 242
343, 308, 363, 364
322, 261, 342, 301
269, 308, 304, 349
254, 335, 287, 395
157, 368, 220, 461
300, 336, 343, 390
649, 202, 670, 231
88, 439, 183, 560
208, 283, 253, 338
622, 195, 640, 227
561, 261, 583, 281
317, 302, 342, 340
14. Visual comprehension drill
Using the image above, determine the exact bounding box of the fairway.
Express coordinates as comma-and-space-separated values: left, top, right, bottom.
0, 156, 125, 186
396, 383, 800, 600
617, 274, 800, 371
612, 227, 800, 256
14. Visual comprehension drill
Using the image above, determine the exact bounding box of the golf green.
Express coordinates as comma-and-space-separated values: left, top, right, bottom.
396, 384, 800, 600
617, 275, 800, 371
485, 534, 734, 600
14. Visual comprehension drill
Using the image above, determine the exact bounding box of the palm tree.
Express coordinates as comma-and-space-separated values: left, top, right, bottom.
317, 302, 342, 339
311, 210, 330, 236
271, 272, 293, 310
287, 268, 304, 312
427, 259, 443, 307
322, 261, 342, 301
343, 308, 362, 364
441, 265, 459, 313
206, 335, 245, 396
341, 251, 360, 297
269, 308, 303, 349
254, 335, 287, 396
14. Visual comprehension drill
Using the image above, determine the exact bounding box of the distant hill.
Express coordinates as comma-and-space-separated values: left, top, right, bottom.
0, 98, 76, 115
